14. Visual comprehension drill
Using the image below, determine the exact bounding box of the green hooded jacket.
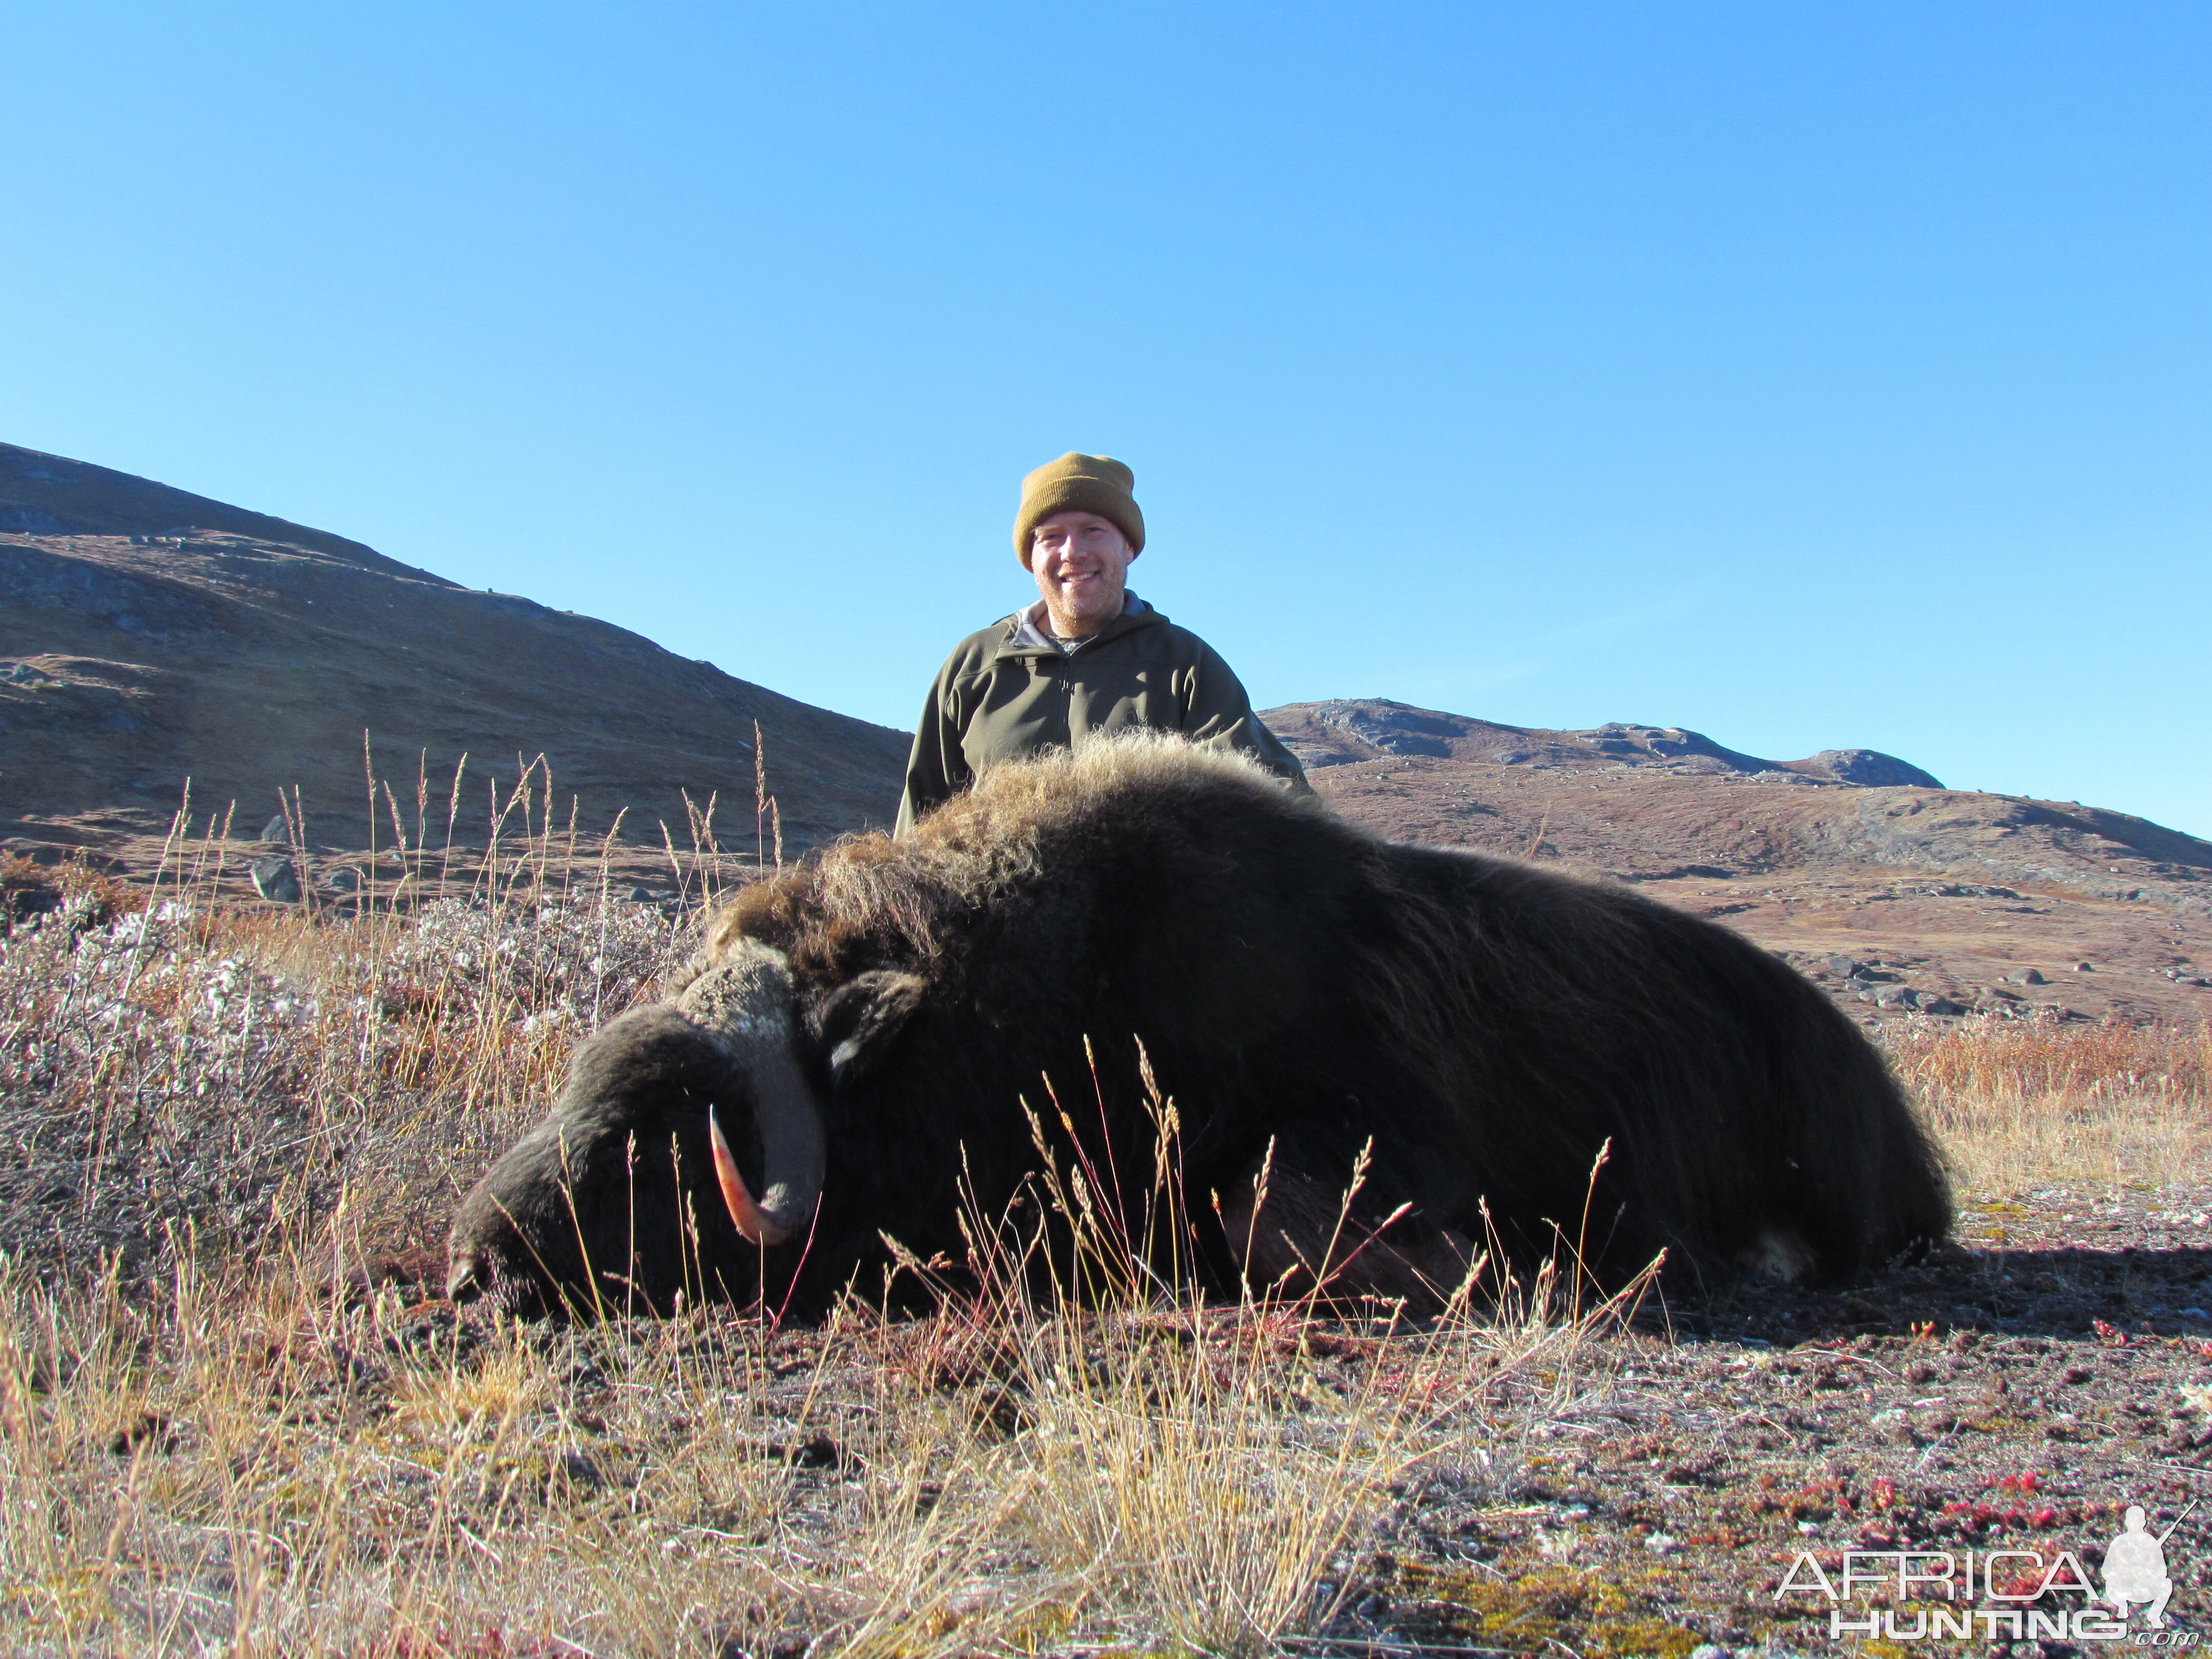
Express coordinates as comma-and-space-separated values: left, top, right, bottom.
895, 593, 1308, 835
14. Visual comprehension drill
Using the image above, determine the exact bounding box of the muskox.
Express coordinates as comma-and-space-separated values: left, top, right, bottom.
448, 736, 1950, 1318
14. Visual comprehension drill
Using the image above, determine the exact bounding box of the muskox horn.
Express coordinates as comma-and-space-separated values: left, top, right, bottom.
675, 943, 824, 1246
708, 1107, 788, 1247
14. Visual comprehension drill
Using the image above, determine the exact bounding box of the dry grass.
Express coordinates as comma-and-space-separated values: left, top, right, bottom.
0, 880, 685, 1286
0, 1220, 1631, 1657
4, 803, 2207, 1653
1885, 1015, 2212, 1193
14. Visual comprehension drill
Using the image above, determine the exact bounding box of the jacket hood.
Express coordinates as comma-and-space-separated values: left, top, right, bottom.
999, 592, 1163, 662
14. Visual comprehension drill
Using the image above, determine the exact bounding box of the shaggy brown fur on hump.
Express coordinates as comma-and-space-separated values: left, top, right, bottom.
714, 736, 1663, 1096
707, 735, 1311, 986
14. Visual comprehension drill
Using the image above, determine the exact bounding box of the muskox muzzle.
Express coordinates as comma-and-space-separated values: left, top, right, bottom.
446, 943, 824, 1316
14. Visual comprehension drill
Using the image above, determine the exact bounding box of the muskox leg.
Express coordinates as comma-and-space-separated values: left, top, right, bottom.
1735, 1227, 1816, 1284
1217, 1153, 1478, 1309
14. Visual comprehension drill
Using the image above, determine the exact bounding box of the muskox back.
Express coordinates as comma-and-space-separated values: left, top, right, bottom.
451, 736, 1949, 1316
1334, 841, 1950, 1287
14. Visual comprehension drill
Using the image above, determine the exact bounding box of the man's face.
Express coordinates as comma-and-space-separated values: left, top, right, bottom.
1029, 510, 1136, 635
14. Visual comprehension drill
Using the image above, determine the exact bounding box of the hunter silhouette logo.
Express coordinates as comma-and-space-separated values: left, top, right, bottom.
2102, 1502, 2189, 1629
1775, 1495, 2192, 1644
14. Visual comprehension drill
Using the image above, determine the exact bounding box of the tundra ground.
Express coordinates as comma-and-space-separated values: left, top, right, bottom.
2, 850, 2207, 1657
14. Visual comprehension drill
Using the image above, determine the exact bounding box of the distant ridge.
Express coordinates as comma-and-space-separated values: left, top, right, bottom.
1274, 697, 1943, 788
0, 442, 908, 850
1260, 696, 2205, 903
1262, 696, 2212, 1028
0, 442, 434, 577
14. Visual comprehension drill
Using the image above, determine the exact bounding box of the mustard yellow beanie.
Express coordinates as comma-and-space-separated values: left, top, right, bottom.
1012, 452, 1145, 567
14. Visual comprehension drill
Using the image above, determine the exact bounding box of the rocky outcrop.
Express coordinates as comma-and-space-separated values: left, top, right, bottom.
1801, 749, 1944, 789
1810, 789, 2211, 907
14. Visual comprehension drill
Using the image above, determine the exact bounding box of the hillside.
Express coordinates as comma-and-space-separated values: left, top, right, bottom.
0, 442, 909, 863
1266, 698, 2212, 1028
5, 442, 2207, 1030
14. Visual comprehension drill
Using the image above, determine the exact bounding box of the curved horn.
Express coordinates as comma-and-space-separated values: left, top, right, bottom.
675, 943, 825, 1246
708, 1106, 791, 1247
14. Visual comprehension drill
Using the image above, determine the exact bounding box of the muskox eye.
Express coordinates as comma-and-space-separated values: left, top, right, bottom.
817, 971, 928, 1089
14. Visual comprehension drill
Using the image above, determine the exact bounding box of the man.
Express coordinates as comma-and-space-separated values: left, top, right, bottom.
896, 452, 1307, 834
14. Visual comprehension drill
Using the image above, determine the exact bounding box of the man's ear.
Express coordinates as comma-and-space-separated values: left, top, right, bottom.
813, 971, 928, 1090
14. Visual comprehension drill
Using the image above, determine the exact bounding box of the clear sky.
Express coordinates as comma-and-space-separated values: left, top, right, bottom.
7, 4, 2208, 833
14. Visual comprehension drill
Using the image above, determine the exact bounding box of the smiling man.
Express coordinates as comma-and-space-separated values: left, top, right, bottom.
895, 452, 1307, 834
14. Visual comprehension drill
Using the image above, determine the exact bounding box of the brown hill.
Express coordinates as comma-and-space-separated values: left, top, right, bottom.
0, 442, 909, 867
1266, 698, 2212, 1028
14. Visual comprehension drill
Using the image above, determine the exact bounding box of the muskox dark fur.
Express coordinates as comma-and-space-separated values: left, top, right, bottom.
448, 736, 1950, 1318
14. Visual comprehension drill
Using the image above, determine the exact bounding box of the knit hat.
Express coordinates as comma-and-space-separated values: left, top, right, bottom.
1012, 452, 1145, 567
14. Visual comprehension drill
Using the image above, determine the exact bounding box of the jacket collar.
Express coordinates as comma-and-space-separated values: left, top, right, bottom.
997, 591, 1165, 661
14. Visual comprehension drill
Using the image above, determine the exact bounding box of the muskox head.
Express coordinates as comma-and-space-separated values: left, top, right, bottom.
446, 941, 920, 1317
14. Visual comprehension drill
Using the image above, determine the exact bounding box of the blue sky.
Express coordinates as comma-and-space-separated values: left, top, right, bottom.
7, 3, 2208, 833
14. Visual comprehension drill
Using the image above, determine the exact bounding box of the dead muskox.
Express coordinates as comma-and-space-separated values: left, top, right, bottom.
448, 736, 1950, 1318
